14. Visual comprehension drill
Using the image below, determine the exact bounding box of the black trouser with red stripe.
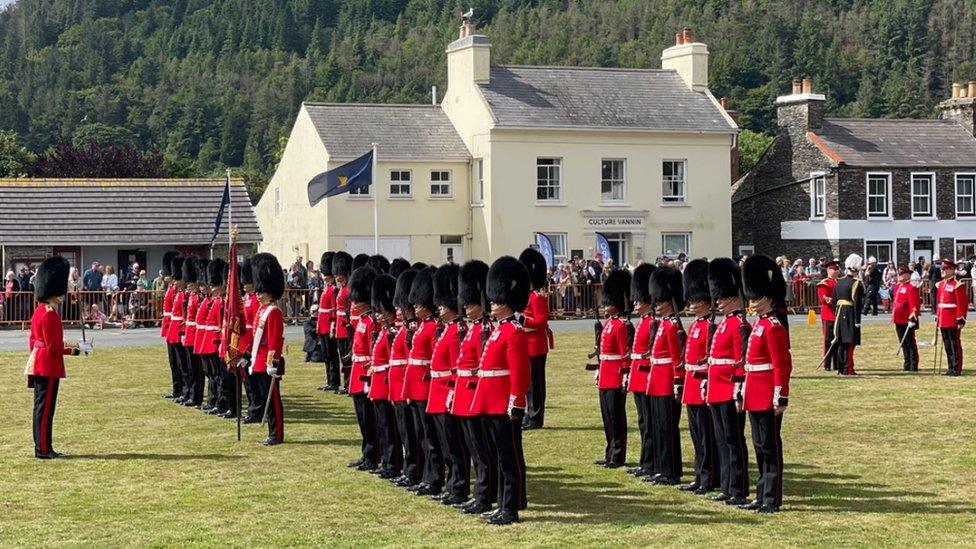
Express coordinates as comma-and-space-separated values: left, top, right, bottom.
336, 337, 352, 391
205, 353, 220, 409
710, 400, 749, 499
433, 413, 470, 499
941, 327, 963, 374
32, 376, 60, 456
374, 400, 401, 473
631, 391, 654, 473
461, 416, 497, 505
319, 334, 340, 388
599, 388, 627, 466
352, 392, 379, 465
895, 324, 919, 371
524, 354, 547, 427
484, 413, 523, 516
166, 342, 183, 396
749, 410, 784, 508
251, 372, 284, 442
821, 321, 835, 371
394, 401, 421, 483
687, 403, 719, 490
650, 395, 682, 481
409, 401, 444, 489
512, 411, 527, 510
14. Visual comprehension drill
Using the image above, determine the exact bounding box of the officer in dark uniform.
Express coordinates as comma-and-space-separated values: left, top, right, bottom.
832, 254, 864, 376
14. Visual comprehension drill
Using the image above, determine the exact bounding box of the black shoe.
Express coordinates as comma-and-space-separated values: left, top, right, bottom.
479, 507, 500, 520
678, 482, 701, 492
35, 451, 59, 459
378, 469, 399, 480
725, 496, 748, 506
407, 482, 429, 493
430, 492, 448, 502
173, 397, 186, 405
652, 476, 679, 486
358, 461, 378, 472
242, 416, 260, 424
486, 510, 519, 525
394, 477, 415, 488
207, 407, 221, 415
415, 485, 440, 496
604, 461, 624, 469
463, 501, 493, 514
163, 393, 176, 399
261, 437, 281, 446
522, 423, 541, 431
738, 499, 762, 510
593, 459, 608, 466
455, 498, 477, 510
627, 466, 647, 476
693, 486, 710, 495
201, 404, 213, 412
709, 492, 730, 501
337, 388, 349, 395
441, 494, 467, 506
756, 505, 779, 513
348, 458, 365, 469
181, 400, 197, 407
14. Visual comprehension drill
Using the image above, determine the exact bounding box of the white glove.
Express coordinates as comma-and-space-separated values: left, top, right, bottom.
507, 394, 523, 418
446, 390, 454, 411
700, 380, 707, 402
621, 374, 629, 388
267, 363, 280, 378
908, 320, 917, 329
78, 341, 93, 355
593, 371, 599, 387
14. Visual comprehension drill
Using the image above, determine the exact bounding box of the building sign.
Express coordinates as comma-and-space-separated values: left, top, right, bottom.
586, 216, 645, 227
580, 210, 649, 231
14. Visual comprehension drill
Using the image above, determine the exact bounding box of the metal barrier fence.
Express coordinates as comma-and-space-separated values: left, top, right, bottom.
1, 279, 973, 329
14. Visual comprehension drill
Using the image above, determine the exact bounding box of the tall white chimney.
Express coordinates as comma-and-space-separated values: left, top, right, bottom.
660, 27, 709, 92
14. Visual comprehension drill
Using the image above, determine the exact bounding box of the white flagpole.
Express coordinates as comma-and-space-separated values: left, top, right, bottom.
372, 142, 379, 254
227, 168, 233, 251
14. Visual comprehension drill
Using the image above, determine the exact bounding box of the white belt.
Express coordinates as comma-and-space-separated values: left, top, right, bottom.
245, 324, 253, 330
186, 322, 196, 328
352, 355, 371, 363
430, 370, 452, 379
171, 316, 184, 321
685, 364, 707, 372
709, 358, 737, 365
390, 359, 408, 366
600, 354, 625, 360
351, 315, 360, 321
938, 303, 957, 308
408, 359, 431, 366
478, 369, 509, 378
337, 311, 348, 317
630, 353, 647, 360
372, 364, 389, 372
651, 358, 673, 365
321, 308, 335, 313
207, 326, 220, 332
524, 328, 537, 332
163, 312, 172, 318
745, 363, 773, 372
456, 370, 477, 377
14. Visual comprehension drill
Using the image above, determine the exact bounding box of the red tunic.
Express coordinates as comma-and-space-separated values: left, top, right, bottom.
522, 290, 551, 357
334, 285, 351, 339
28, 305, 74, 378
182, 292, 200, 349
935, 278, 968, 329
368, 325, 393, 400
682, 316, 711, 406
707, 312, 749, 404
451, 319, 489, 417
202, 296, 223, 355
165, 290, 186, 344
350, 312, 377, 395
817, 278, 836, 322
627, 314, 654, 393
646, 316, 684, 397
891, 282, 921, 325
597, 316, 630, 390
192, 296, 212, 354
427, 318, 464, 413
238, 292, 259, 357
388, 320, 412, 403
470, 318, 530, 415
316, 284, 335, 335
160, 284, 175, 338
402, 317, 437, 401
250, 304, 284, 374
743, 314, 792, 412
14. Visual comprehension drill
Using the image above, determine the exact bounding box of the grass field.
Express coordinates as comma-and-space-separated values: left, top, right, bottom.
1, 321, 974, 546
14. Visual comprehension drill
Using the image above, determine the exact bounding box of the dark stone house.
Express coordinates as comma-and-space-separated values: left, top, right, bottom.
732, 77, 976, 266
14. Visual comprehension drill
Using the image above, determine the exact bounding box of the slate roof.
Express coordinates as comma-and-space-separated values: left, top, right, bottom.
477, 66, 735, 132
303, 103, 471, 160
0, 179, 261, 245
811, 119, 976, 167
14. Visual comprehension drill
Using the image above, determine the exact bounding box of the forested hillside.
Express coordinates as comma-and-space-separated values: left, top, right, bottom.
1, 0, 974, 198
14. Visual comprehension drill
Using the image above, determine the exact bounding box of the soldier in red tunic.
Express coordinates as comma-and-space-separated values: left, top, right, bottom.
680, 259, 719, 494
193, 260, 217, 413
27, 256, 90, 459
626, 263, 657, 479
518, 248, 551, 430
389, 268, 422, 488
705, 258, 751, 505
181, 256, 204, 407
936, 259, 968, 376
159, 250, 182, 400
741, 254, 793, 513
239, 259, 261, 423
645, 267, 685, 486
891, 266, 921, 371
817, 260, 840, 371
594, 269, 631, 469
472, 256, 531, 525
452, 260, 497, 515
316, 251, 338, 392
205, 259, 234, 417
249, 253, 286, 445
332, 251, 354, 394
369, 273, 402, 479
165, 254, 188, 405
349, 266, 380, 469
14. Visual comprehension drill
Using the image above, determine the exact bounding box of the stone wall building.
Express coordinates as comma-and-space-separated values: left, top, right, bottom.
732, 78, 976, 265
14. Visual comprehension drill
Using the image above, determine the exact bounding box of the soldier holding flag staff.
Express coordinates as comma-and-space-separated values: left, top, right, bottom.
593, 269, 632, 469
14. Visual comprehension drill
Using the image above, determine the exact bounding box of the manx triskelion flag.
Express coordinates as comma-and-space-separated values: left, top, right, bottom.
306, 149, 373, 206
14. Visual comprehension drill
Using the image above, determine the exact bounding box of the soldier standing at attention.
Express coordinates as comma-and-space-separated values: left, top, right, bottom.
368, 274, 403, 479
249, 253, 286, 446
593, 269, 632, 469
388, 269, 421, 489
816, 260, 840, 371
159, 250, 181, 400
519, 248, 552, 430
891, 266, 921, 372
935, 259, 968, 376
316, 251, 338, 392
27, 256, 91, 459
165, 255, 189, 405
645, 267, 685, 486
832, 254, 864, 376
626, 263, 657, 479
332, 251, 354, 394
181, 256, 204, 407
348, 266, 380, 470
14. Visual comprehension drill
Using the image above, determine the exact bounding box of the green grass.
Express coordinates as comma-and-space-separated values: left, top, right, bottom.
1, 322, 975, 547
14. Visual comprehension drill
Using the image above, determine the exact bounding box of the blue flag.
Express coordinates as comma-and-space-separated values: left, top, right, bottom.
307, 149, 374, 206
595, 232, 612, 262
210, 177, 231, 244
535, 233, 555, 269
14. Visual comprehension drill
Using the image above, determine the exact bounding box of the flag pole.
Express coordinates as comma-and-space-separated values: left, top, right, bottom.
227, 168, 233, 249
372, 142, 379, 254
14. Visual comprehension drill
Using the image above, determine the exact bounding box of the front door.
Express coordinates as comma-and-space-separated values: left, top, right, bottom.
603, 233, 628, 266
117, 249, 148, 286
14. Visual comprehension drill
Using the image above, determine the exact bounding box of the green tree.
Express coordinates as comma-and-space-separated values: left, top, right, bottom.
738, 129, 775, 176
0, 129, 35, 177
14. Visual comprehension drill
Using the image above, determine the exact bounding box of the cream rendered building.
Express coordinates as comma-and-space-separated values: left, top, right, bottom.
256, 25, 737, 266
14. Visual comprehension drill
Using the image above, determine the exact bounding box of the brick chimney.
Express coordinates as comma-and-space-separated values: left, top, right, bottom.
661, 27, 709, 92
776, 76, 826, 133
939, 81, 976, 136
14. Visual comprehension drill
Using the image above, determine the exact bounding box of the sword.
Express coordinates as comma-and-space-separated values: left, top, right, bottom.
893, 322, 914, 357
817, 338, 837, 369
262, 376, 278, 425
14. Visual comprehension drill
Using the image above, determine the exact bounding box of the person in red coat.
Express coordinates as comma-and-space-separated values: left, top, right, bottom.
369, 273, 403, 479
817, 260, 839, 371
205, 259, 234, 417
891, 266, 921, 371
451, 260, 497, 515
331, 251, 354, 394
248, 253, 286, 446
27, 256, 91, 459
680, 259, 719, 494
316, 251, 338, 392
645, 267, 685, 486
165, 255, 188, 405
472, 256, 531, 525
518, 248, 552, 430
593, 269, 631, 469
741, 254, 793, 513
936, 259, 968, 376
626, 263, 657, 479
193, 260, 216, 412
180, 256, 204, 407
388, 268, 422, 488
159, 250, 182, 400
348, 266, 380, 469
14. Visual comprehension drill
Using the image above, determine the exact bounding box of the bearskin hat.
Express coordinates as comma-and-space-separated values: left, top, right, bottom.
409, 266, 437, 312
251, 253, 285, 300
742, 254, 786, 302
34, 256, 70, 301
239, 257, 253, 285
208, 258, 229, 287
367, 254, 390, 274
708, 257, 742, 302
434, 263, 461, 312
332, 251, 353, 277
519, 247, 548, 291
487, 256, 531, 311
170, 254, 185, 282
630, 263, 656, 304
349, 266, 377, 305
353, 253, 370, 271
601, 268, 632, 313
394, 269, 419, 312
372, 274, 397, 314
389, 258, 411, 279
682, 259, 711, 304
161, 250, 179, 277
320, 251, 335, 276
411, 262, 428, 271
649, 267, 685, 311
198, 258, 211, 287
182, 255, 201, 284
458, 260, 489, 307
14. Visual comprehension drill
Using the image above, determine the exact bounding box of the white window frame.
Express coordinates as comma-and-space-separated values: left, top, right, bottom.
474, 159, 484, 205
955, 172, 976, 218
536, 157, 562, 203
864, 240, 894, 264
865, 172, 892, 219
543, 232, 568, 262
910, 172, 936, 219
274, 186, 281, 216
809, 171, 826, 219
661, 232, 691, 258
600, 159, 626, 203
389, 169, 412, 199
662, 160, 687, 204
429, 169, 452, 199
955, 239, 976, 261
